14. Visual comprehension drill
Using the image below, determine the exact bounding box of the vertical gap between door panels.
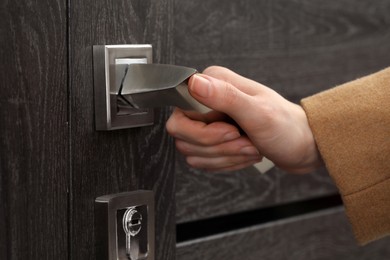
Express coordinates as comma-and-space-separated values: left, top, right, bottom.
66, 0, 73, 259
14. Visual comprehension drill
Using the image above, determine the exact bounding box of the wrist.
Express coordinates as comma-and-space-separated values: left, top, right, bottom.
291, 104, 324, 173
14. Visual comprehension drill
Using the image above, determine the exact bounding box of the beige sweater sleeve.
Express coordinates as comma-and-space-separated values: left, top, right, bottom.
301, 67, 390, 245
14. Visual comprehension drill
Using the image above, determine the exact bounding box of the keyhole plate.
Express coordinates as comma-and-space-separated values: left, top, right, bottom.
95, 190, 155, 260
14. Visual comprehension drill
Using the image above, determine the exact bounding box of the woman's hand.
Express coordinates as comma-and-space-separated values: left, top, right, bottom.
166, 66, 323, 173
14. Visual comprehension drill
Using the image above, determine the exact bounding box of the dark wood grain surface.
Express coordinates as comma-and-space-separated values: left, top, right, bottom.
177, 207, 390, 260
69, 0, 176, 259
3, 0, 390, 258
174, 0, 390, 99
0, 0, 68, 259
174, 0, 390, 223
176, 154, 336, 223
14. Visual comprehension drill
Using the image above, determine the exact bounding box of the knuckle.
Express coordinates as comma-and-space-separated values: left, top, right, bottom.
186, 157, 200, 168
222, 82, 239, 106
175, 140, 187, 154
196, 135, 213, 146
203, 66, 231, 78
258, 102, 278, 123
165, 117, 177, 136
175, 140, 197, 156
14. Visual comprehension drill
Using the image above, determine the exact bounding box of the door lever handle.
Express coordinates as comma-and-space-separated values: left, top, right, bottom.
93, 44, 210, 130
118, 63, 210, 113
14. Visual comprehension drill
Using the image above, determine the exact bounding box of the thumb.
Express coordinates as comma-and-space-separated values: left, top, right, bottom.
188, 74, 252, 120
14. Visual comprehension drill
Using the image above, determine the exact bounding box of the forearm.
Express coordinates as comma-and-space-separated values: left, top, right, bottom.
301, 67, 390, 245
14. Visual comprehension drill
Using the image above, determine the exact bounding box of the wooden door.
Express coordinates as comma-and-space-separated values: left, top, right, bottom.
69, 0, 175, 259
2, 0, 390, 259
2, 0, 175, 259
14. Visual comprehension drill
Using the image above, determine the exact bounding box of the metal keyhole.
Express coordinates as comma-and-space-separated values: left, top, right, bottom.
123, 207, 142, 258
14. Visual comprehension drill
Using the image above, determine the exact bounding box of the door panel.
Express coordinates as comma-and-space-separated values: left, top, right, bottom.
69, 0, 175, 259
0, 0, 69, 259
176, 156, 336, 223
174, 0, 390, 223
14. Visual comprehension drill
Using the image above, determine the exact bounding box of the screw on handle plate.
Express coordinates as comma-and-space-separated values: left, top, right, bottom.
123, 207, 142, 259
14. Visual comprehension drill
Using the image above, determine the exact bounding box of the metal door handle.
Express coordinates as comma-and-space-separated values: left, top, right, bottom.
93, 44, 208, 131
118, 63, 210, 113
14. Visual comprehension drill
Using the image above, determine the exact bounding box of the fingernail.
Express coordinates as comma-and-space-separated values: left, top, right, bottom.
190, 74, 211, 97
223, 132, 241, 141
240, 146, 260, 155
